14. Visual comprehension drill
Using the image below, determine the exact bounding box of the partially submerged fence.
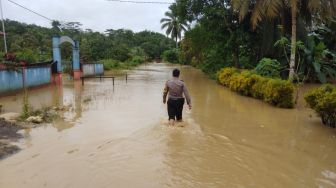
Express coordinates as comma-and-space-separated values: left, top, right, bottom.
82, 63, 104, 77
0, 62, 104, 95
0, 63, 52, 95
81, 73, 128, 86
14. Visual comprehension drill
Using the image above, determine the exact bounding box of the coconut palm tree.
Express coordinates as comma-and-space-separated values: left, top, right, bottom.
160, 6, 189, 48
231, 0, 336, 80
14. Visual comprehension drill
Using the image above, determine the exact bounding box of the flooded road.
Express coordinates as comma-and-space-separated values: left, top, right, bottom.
0, 63, 336, 188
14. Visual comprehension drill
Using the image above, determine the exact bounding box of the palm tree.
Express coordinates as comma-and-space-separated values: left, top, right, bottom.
160, 6, 189, 48
51, 20, 62, 33
231, 0, 336, 80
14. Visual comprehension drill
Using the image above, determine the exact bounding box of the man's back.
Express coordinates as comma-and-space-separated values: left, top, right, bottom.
163, 68, 192, 124
165, 78, 191, 105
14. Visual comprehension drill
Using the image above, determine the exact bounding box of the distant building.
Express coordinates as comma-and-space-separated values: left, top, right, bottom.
0, 31, 4, 36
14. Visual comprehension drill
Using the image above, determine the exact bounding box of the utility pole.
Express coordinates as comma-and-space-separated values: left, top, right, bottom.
0, 0, 7, 53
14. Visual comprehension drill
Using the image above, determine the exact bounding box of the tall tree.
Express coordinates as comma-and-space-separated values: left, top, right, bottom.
231, 0, 336, 80
160, 4, 189, 48
51, 20, 62, 33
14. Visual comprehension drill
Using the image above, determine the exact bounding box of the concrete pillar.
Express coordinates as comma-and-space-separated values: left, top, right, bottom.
73, 40, 81, 80
52, 36, 62, 72
52, 36, 62, 83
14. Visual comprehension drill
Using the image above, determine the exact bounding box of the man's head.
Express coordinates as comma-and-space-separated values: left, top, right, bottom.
172, 68, 180, 78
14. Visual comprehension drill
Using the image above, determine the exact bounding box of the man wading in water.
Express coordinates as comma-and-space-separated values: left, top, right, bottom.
163, 68, 192, 126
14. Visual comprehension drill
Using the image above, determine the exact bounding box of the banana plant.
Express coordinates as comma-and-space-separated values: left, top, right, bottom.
305, 35, 336, 83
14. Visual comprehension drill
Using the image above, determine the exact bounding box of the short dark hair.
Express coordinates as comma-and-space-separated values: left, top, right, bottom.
172, 69, 180, 77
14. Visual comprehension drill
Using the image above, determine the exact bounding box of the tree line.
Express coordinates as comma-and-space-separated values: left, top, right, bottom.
161, 0, 336, 83
0, 19, 176, 65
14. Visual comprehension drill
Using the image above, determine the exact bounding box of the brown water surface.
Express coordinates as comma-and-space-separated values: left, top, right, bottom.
0, 63, 336, 188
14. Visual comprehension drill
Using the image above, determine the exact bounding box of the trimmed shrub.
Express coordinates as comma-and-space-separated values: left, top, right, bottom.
217, 67, 238, 86
263, 79, 294, 108
217, 68, 295, 108
231, 71, 258, 96
255, 58, 281, 78
228, 71, 254, 96
251, 75, 267, 99
305, 84, 336, 127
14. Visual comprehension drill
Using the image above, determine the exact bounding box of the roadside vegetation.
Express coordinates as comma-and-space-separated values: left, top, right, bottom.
0, 20, 176, 68
101, 55, 146, 70
161, 0, 336, 83
305, 85, 336, 127
217, 67, 295, 108
160, 1, 336, 126
161, 49, 180, 64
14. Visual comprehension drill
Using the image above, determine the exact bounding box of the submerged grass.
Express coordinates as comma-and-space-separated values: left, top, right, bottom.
19, 91, 61, 123
20, 89, 31, 120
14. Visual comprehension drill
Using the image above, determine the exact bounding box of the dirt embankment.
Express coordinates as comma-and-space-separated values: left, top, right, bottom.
0, 106, 68, 159
0, 118, 23, 159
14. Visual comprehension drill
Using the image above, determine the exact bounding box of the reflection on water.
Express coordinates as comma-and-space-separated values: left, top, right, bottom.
0, 63, 336, 188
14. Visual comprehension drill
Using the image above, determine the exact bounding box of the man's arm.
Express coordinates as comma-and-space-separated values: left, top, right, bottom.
163, 82, 169, 104
183, 83, 192, 109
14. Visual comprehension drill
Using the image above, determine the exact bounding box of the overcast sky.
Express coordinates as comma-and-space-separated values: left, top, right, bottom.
2, 0, 172, 34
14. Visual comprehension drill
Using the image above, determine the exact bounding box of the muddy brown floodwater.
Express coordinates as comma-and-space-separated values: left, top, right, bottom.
0, 63, 336, 188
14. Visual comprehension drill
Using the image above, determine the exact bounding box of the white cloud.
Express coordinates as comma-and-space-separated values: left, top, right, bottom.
2, 0, 171, 33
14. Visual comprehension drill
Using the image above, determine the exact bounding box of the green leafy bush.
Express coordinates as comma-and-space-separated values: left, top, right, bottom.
217, 68, 294, 108
15, 49, 39, 63
62, 61, 72, 74
305, 84, 336, 127
128, 56, 145, 66
101, 59, 124, 70
304, 36, 336, 83
162, 49, 180, 64
254, 58, 281, 78
102, 56, 145, 71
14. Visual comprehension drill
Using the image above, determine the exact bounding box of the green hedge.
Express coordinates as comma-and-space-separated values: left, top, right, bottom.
305, 84, 336, 127
217, 68, 295, 108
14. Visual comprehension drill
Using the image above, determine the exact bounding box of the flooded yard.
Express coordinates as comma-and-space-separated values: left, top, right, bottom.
0, 63, 335, 188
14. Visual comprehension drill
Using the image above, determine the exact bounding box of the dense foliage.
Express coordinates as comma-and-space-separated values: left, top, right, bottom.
305, 85, 336, 127
162, 49, 180, 64
217, 68, 295, 108
171, 0, 336, 83
0, 19, 175, 66
101, 56, 146, 70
